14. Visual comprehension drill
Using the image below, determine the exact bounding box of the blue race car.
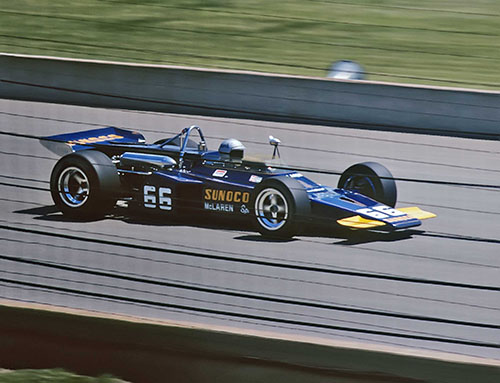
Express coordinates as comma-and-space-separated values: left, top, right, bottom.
41, 125, 435, 237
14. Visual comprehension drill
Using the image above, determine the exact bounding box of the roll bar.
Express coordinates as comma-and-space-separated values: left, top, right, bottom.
161, 125, 207, 168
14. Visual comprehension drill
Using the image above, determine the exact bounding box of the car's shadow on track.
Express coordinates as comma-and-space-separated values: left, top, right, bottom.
14, 204, 259, 232
329, 229, 418, 245
14, 205, 72, 220
15, 204, 419, 245
235, 225, 418, 245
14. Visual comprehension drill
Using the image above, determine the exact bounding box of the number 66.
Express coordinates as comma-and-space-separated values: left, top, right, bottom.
144, 185, 172, 211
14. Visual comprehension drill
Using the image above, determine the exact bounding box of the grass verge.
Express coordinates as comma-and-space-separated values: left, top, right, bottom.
0, 0, 499, 89
0, 368, 125, 383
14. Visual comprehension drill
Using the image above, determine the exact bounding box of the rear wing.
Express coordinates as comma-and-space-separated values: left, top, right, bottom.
40, 127, 146, 156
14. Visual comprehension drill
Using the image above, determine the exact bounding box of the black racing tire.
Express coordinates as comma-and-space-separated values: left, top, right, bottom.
50, 150, 120, 219
337, 161, 397, 207
253, 176, 310, 238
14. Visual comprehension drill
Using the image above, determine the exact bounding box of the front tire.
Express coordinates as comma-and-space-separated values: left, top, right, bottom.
337, 162, 397, 207
253, 176, 310, 238
50, 150, 120, 219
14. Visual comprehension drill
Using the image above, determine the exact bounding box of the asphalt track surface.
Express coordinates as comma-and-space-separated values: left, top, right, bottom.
1, 99, 499, 361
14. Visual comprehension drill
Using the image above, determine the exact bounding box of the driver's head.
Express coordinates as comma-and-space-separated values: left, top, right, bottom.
219, 138, 245, 160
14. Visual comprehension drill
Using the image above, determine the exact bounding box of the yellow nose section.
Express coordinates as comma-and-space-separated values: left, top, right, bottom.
397, 207, 437, 220
337, 215, 387, 229
337, 207, 436, 229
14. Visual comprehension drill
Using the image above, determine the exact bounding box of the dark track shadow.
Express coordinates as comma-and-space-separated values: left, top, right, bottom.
330, 229, 418, 246
234, 234, 298, 243
13, 204, 417, 244
14, 205, 103, 223
229, 224, 416, 244
415, 231, 500, 245
14, 204, 255, 233
14, 205, 59, 216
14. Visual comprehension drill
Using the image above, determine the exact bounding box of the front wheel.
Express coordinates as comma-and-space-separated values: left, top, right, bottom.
253, 176, 310, 238
50, 150, 120, 219
337, 161, 397, 207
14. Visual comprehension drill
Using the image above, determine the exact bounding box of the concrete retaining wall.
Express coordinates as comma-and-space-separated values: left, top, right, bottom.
1, 53, 499, 139
1, 304, 499, 383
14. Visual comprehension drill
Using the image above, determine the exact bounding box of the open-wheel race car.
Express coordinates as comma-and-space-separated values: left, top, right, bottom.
41, 125, 435, 238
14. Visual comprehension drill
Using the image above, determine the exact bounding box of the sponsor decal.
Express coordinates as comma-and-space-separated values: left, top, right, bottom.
204, 202, 234, 212
249, 175, 262, 183
212, 169, 227, 178
240, 204, 250, 214
289, 173, 303, 178
308, 187, 326, 193
204, 189, 250, 203
312, 191, 335, 199
67, 134, 123, 146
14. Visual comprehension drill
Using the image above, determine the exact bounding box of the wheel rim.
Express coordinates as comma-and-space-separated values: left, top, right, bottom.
342, 175, 376, 199
58, 167, 90, 207
255, 188, 289, 231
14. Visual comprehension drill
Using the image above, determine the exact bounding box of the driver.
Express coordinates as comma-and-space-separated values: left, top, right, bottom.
218, 138, 245, 161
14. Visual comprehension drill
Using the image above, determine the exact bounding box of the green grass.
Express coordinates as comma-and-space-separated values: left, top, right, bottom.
0, 0, 499, 89
0, 369, 123, 383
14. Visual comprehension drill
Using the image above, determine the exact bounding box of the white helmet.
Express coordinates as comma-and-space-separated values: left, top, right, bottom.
218, 138, 245, 159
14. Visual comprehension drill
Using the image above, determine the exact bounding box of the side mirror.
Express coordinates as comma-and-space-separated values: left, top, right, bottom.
269, 136, 281, 159
198, 141, 207, 152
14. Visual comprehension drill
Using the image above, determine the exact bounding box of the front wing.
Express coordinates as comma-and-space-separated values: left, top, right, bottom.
337, 206, 436, 229
307, 187, 436, 230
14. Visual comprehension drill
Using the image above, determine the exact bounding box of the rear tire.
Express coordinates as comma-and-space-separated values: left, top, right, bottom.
337, 162, 397, 207
50, 150, 120, 219
253, 176, 310, 238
